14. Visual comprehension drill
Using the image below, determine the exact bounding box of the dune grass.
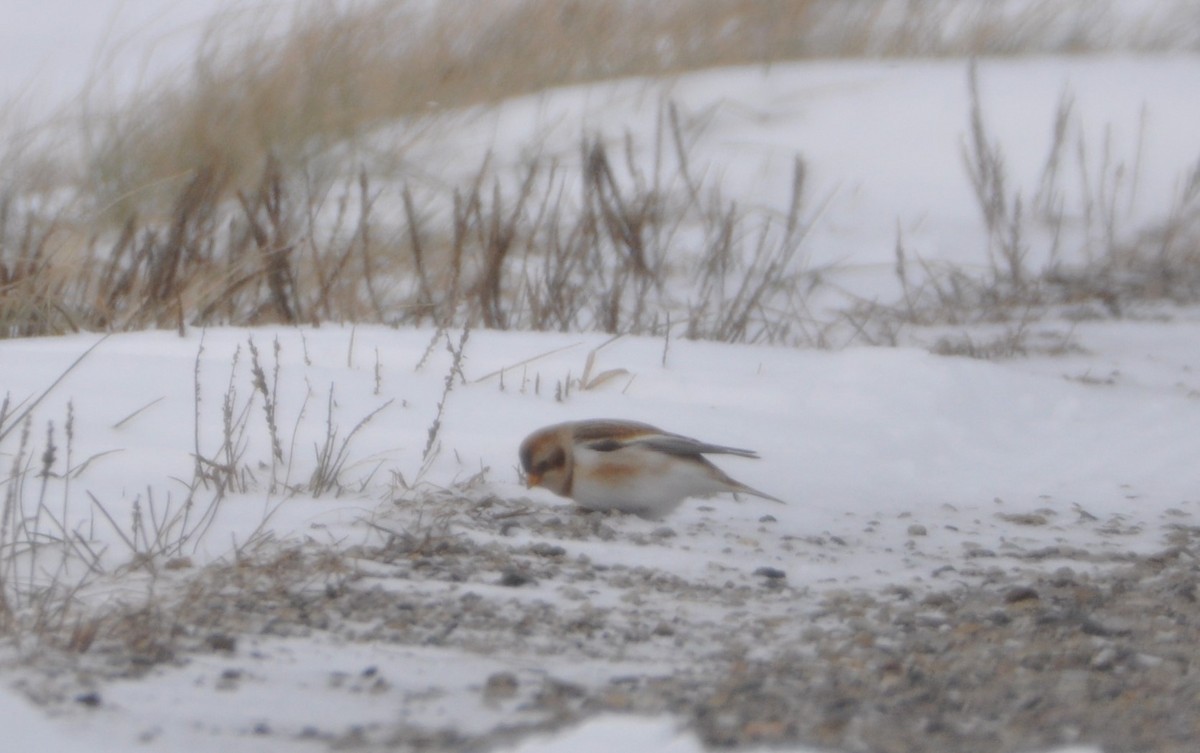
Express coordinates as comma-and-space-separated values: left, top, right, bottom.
74, 0, 1200, 216
1, 0, 1198, 347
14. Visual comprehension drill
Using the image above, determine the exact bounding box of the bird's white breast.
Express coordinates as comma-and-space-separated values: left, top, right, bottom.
569, 445, 727, 517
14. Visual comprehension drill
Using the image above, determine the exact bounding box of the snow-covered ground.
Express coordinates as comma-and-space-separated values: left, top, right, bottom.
3, 3, 1200, 753
0, 321, 1163, 749
390, 53, 1200, 327
6, 311, 1198, 752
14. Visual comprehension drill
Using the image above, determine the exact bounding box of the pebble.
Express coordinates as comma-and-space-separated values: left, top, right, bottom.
754, 566, 787, 580
1081, 615, 1135, 637
74, 692, 101, 708
27, 494, 1200, 753
498, 568, 535, 587
1003, 586, 1040, 604
483, 672, 519, 701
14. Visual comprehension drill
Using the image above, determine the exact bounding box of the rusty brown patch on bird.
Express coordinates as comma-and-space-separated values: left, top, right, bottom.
518, 431, 558, 472
583, 461, 644, 483
572, 419, 658, 443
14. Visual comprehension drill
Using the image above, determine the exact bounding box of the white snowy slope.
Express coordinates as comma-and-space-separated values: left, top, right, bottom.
0, 318, 1197, 751
0, 684, 122, 753
397, 54, 1200, 307
3, 320, 1198, 583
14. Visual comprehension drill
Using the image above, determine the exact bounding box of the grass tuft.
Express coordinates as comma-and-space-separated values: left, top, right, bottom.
1, 1, 1197, 348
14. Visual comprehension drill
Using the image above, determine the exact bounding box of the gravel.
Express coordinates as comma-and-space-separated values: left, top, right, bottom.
7, 494, 1199, 752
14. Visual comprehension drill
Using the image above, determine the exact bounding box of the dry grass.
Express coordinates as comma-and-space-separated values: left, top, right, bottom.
2, 0, 1199, 350
3, 101, 823, 344
0, 329, 408, 639
832, 61, 1200, 356
29, 0, 1200, 220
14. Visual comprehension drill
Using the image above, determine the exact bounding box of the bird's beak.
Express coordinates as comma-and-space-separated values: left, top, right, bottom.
525, 472, 541, 489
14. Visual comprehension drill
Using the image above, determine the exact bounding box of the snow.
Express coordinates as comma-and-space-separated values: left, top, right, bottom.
4, 318, 1198, 589
3, 318, 1196, 752
0, 680, 1105, 753
0, 685, 122, 753
2, 2, 1199, 753
503, 715, 1102, 753
503, 715, 703, 753
403, 54, 1200, 309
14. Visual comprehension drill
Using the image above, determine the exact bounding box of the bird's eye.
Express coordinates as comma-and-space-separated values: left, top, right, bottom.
535, 448, 565, 474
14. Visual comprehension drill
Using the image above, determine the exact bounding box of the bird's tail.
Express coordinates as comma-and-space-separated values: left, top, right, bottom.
732, 481, 786, 505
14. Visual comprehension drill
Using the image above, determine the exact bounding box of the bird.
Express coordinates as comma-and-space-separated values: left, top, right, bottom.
518, 419, 783, 518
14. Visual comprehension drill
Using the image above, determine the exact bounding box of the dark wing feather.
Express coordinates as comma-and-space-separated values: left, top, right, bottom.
571, 420, 760, 459
628, 432, 760, 459
572, 419, 660, 443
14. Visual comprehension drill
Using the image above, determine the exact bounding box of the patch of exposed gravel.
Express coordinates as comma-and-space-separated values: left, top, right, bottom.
7, 494, 1200, 752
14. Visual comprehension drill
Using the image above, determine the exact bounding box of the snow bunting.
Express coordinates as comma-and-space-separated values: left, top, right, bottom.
519, 419, 783, 518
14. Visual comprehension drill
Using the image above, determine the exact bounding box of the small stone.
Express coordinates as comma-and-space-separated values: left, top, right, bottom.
499, 568, 535, 587
1049, 567, 1078, 587
593, 524, 618, 541
987, 609, 1012, 626
75, 692, 101, 708
651, 526, 676, 539
1004, 586, 1040, 604
965, 547, 996, 558
1081, 615, 1135, 637
907, 524, 928, 536
754, 566, 787, 580
1056, 670, 1089, 699
997, 512, 1049, 526
529, 542, 566, 557
741, 719, 788, 742
483, 671, 520, 701
206, 633, 237, 652
535, 678, 586, 710
921, 592, 954, 607
217, 668, 242, 691
1090, 645, 1119, 671
1171, 581, 1196, 602
759, 515, 778, 523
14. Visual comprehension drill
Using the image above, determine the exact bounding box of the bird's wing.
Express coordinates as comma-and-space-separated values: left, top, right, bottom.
624, 432, 760, 459
571, 420, 760, 459
572, 419, 661, 443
